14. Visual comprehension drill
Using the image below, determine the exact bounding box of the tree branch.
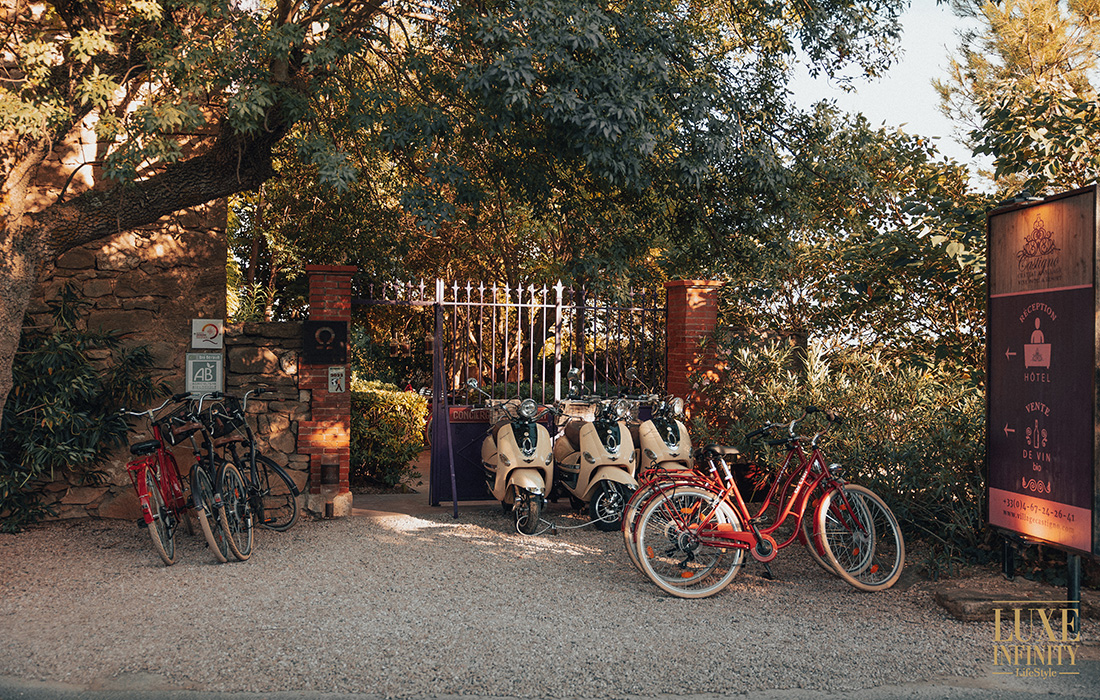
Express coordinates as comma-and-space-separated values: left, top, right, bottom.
30, 114, 289, 259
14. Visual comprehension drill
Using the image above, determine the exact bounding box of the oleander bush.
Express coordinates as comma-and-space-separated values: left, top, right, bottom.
0, 284, 168, 532
690, 335, 987, 576
350, 379, 429, 487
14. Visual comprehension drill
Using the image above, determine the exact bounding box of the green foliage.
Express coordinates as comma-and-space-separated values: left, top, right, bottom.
0, 285, 168, 532
224, 0, 911, 302
349, 323, 432, 391
349, 380, 429, 487
974, 87, 1100, 192
939, 0, 1100, 194
680, 104, 992, 381
691, 337, 987, 576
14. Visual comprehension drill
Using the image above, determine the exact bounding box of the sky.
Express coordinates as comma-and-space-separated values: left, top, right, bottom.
788, 0, 985, 167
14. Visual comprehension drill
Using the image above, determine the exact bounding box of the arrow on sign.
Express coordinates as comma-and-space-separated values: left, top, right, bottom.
1004, 424, 1015, 437
1005, 348, 1017, 360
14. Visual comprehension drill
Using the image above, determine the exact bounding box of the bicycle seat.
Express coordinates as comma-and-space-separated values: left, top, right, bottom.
129, 440, 159, 456
703, 444, 742, 457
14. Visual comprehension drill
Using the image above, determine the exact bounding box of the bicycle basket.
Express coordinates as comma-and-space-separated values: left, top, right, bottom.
156, 405, 198, 446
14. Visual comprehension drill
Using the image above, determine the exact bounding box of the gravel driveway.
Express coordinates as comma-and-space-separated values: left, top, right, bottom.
0, 499, 1096, 699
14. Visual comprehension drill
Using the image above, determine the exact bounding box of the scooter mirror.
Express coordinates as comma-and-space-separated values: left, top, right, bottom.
466, 378, 479, 390
625, 368, 637, 382
567, 368, 580, 381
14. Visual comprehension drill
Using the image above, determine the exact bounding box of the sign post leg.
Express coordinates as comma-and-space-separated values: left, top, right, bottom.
1001, 537, 1015, 580
1067, 553, 1082, 635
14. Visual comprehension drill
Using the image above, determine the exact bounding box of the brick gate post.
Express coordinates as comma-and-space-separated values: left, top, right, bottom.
300, 265, 356, 518
664, 280, 724, 413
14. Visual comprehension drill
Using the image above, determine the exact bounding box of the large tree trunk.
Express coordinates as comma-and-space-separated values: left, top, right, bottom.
0, 229, 40, 433
0, 118, 286, 426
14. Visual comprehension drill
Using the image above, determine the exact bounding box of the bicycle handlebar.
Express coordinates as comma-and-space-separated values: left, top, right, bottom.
120, 393, 188, 420
745, 407, 845, 446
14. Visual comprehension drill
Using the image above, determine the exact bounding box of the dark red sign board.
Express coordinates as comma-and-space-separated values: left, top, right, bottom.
986, 187, 1098, 556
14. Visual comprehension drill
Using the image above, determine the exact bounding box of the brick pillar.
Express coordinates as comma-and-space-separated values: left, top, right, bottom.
665, 280, 724, 412
299, 265, 356, 517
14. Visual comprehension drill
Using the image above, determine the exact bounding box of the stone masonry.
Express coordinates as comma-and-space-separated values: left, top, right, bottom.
224, 322, 311, 497
26, 208, 228, 521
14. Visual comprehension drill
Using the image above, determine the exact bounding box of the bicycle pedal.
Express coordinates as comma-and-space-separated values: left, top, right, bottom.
134, 518, 146, 529
760, 562, 775, 580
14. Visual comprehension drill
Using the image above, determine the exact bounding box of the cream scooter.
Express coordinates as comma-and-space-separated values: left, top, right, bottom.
552, 370, 638, 531
469, 379, 556, 535
626, 368, 692, 474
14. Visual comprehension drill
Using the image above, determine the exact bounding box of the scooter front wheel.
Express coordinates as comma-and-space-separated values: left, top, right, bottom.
515, 491, 543, 535
589, 481, 628, 531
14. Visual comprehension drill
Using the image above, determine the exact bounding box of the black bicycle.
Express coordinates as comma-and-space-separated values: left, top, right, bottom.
208, 388, 301, 531
193, 393, 254, 561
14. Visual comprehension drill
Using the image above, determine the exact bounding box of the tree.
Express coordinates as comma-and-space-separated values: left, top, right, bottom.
228, 0, 910, 307
670, 102, 993, 373
935, 0, 1100, 192
0, 0, 909, 424
0, 0, 385, 424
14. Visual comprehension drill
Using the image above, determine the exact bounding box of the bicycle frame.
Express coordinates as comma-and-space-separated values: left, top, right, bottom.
126, 420, 188, 527
646, 439, 838, 561
630, 408, 904, 596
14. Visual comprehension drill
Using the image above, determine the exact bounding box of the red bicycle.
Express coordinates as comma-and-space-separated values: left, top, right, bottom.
122, 394, 231, 565
122, 394, 200, 565
629, 407, 905, 598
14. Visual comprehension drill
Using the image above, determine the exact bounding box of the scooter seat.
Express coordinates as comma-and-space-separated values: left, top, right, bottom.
562, 420, 584, 448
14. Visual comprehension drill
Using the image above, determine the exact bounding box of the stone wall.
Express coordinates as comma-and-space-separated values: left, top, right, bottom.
25, 205, 228, 521
224, 322, 310, 496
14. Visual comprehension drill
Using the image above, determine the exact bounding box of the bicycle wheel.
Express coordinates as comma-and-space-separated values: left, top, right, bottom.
192, 464, 229, 563
635, 486, 744, 598
218, 461, 253, 561
623, 475, 715, 573
622, 482, 660, 572
816, 484, 905, 592
144, 468, 177, 566
252, 455, 300, 531
798, 483, 838, 577
799, 507, 836, 576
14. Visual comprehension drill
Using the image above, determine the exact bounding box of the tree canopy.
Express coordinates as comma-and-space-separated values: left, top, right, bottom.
936, 0, 1100, 191
0, 0, 915, 423
225, 0, 911, 307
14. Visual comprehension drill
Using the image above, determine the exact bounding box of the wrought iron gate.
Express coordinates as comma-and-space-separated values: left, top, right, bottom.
354, 279, 666, 508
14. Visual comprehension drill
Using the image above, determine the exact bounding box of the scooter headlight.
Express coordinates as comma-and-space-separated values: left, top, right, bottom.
612, 399, 629, 421
518, 399, 538, 420
670, 397, 685, 418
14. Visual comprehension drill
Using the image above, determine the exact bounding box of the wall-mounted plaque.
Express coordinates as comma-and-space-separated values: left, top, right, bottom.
302, 321, 348, 365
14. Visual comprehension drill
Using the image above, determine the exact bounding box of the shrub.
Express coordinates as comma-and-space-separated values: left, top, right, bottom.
349, 380, 429, 487
0, 284, 168, 532
691, 335, 987, 576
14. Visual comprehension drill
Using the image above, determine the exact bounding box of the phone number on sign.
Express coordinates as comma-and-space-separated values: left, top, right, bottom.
1002, 497, 1076, 523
